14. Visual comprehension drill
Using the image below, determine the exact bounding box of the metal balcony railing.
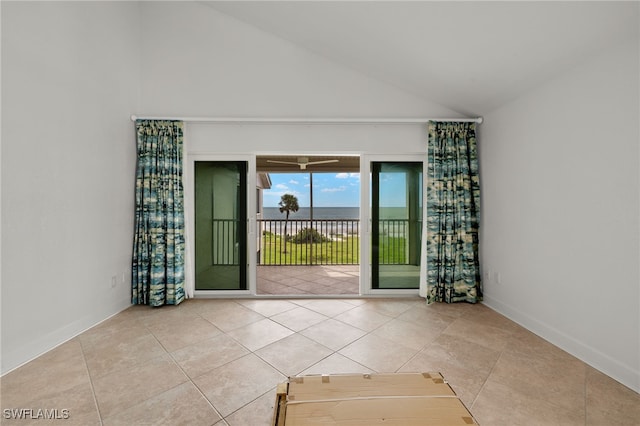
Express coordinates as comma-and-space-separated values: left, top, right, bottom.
258, 219, 360, 265
256, 218, 420, 266
207, 218, 420, 267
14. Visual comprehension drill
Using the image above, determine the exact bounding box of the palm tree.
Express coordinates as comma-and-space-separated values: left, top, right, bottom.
279, 193, 299, 253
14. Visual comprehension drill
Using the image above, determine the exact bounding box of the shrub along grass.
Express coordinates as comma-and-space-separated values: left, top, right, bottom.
260, 234, 359, 265
260, 232, 408, 265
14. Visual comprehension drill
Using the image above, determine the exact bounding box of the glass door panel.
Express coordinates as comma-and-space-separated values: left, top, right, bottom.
371, 162, 422, 289
195, 161, 247, 290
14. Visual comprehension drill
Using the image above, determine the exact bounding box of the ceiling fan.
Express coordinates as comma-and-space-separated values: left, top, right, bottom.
266, 157, 339, 170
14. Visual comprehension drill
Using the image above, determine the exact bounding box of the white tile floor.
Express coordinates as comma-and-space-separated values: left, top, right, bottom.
2, 298, 639, 425
257, 265, 359, 295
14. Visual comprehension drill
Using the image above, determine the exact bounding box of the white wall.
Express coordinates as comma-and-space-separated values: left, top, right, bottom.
141, 0, 461, 185
140, 1, 466, 302
186, 123, 429, 155
1, 2, 140, 374
0, 0, 460, 375
139, 1, 459, 119
480, 39, 640, 392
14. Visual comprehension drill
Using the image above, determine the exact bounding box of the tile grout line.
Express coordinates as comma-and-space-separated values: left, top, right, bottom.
469, 346, 503, 410
393, 325, 447, 373
244, 301, 382, 378
77, 338, 105, 426
121, 319, 224, 424
465, 317, 524, 412
162, 313, 227, 424
222, 386, 278, 425
250, 312, 343, 377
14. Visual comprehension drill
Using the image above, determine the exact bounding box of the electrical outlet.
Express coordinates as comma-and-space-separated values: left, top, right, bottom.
111, 275, 117, 288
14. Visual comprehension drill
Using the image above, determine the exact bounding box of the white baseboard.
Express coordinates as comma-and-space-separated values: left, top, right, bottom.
483, 295, 640, 393
1, 300, 131, 376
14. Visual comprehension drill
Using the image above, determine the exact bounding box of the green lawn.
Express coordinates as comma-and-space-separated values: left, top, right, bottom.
260, 233, 408, 265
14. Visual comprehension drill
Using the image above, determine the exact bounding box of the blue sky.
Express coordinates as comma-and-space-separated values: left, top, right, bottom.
263, 172, 360, 207
263, 172, 409, 208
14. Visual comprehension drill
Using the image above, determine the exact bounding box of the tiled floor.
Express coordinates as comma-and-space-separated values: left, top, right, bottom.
2, 298, 639, 425
257, 265, 359, 295
257, 264, 420, 294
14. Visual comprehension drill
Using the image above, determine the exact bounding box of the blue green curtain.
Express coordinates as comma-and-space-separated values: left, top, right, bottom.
425, 121, 482, 303
132, 120, 185, 306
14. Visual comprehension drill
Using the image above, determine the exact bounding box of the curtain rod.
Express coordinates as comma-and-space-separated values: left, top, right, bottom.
129, 115, 483, 124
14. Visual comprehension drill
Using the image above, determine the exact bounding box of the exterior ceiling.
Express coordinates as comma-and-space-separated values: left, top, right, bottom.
206, 1, 639, 116
257, 155, 359, 173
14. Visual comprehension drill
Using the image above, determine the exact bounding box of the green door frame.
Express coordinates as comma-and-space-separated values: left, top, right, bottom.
194, 160, 248, 291
370, 160, 423, 290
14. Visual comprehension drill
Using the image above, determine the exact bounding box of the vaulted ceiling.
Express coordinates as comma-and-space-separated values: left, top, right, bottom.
205, 1, 638, 116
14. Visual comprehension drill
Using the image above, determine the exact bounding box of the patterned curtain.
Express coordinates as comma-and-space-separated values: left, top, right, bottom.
425, 121, 482, 303
132, 120, 185, 306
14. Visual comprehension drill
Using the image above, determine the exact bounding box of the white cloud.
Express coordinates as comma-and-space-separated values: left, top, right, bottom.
289, 180, 299, 185
336, 172, 360, 179
275, 183, 288, 190
321, 186, 347, 193
264, 190, 304, 198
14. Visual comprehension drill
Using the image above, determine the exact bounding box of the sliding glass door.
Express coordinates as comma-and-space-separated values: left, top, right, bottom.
189, 154, 423, 296
194, 161, 248, 290
371, 161, 423, 289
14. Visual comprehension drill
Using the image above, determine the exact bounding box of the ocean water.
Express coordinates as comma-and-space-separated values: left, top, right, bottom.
262, 207, 409, 220
260, 207, 412, 236
262, 207, 358, 220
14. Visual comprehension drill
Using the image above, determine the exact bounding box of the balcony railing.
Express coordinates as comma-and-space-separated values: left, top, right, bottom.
257, 218, 420, 266
259, 219, 359, 265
